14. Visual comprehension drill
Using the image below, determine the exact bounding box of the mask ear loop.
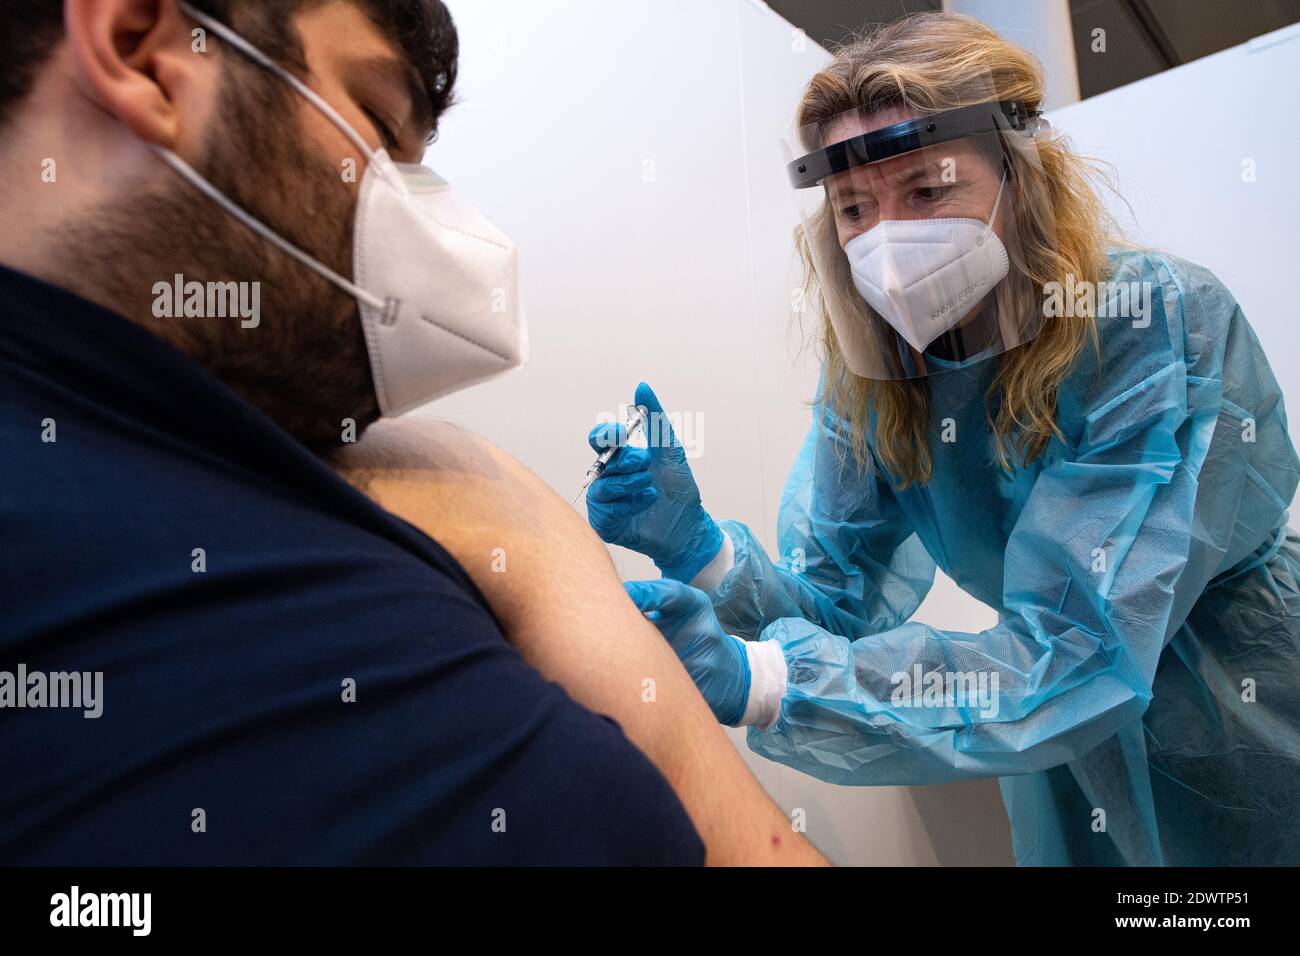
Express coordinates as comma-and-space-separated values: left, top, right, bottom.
150, 146, 387, 311
977, 167, 1008, 248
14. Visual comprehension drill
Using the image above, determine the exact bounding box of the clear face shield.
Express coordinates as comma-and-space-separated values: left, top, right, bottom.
783, 92, 1056, 379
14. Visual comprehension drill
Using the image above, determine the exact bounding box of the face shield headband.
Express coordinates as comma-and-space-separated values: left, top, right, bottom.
787, 100, 1046, 190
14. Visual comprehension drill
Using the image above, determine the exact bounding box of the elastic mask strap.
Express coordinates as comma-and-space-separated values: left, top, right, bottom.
979, 170, 1008, 245
150, 146, 386, 311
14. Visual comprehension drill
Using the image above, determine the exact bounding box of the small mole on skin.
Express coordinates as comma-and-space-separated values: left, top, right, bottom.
771, 834, 782, 848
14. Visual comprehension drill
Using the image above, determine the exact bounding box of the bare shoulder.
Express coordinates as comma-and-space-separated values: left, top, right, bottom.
335, 416, 523, 492
333, 417, 612, 624
336, 417, 570, 527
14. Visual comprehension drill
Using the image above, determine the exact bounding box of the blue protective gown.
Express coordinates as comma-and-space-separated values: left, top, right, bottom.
706, 249, 1300, 865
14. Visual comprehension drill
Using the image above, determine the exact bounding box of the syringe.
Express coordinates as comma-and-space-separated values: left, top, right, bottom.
571, 405, 649, 507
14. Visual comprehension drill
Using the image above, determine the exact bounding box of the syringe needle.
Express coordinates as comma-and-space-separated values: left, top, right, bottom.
570, 471, 597, 507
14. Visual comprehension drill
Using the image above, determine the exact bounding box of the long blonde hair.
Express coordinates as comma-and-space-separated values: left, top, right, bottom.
796, 12, 1113, 486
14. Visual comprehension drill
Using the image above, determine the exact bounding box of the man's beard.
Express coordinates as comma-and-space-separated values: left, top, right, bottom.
59, 63, 380, 452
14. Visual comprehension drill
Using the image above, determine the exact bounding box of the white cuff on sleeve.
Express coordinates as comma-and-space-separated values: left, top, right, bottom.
689, 528, 735, 593
735, 637, 787, 730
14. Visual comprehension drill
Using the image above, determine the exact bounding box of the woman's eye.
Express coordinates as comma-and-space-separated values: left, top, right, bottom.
364, 108, 399, 150
841, 204, 862, 220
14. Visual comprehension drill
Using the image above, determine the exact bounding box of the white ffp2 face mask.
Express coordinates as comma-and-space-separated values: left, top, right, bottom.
157, 2, 527, 417
844, 172, 1008, 354
351, 155, 528, 415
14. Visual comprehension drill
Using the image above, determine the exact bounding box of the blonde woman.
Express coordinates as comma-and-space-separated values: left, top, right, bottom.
584, 12, 1300, 866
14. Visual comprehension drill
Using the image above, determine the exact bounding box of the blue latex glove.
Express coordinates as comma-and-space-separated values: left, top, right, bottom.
586, 382, 724, 583
624, 579, 750, 726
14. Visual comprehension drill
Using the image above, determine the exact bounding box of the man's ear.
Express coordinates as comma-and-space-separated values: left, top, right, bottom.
63, 0, 204, 148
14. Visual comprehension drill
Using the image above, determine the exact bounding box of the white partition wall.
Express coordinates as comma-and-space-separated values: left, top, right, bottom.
412, 1, 1297, 865
1047, 22, 1300, 515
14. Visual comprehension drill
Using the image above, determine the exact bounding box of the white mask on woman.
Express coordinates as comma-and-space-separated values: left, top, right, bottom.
844, 171, 1008, 353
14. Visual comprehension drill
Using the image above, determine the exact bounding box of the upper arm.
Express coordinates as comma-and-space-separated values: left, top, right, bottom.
334, 417, 827, 866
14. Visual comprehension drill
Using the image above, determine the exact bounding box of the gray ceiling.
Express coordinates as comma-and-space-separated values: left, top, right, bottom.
764, 0, 1300, 99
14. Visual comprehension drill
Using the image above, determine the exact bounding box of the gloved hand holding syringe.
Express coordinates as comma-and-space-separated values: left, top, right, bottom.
579, 382, 725, 584
571, 404, 649, 506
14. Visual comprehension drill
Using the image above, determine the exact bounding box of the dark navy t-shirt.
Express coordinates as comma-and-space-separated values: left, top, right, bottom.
0, 265, 704, 865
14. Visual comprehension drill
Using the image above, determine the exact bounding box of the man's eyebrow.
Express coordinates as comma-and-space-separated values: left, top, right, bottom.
352, 55, 434, 140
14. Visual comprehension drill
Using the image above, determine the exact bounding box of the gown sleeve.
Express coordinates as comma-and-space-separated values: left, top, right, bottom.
703, 397, 936, 643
